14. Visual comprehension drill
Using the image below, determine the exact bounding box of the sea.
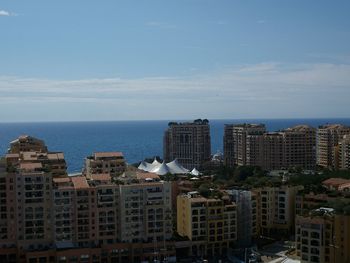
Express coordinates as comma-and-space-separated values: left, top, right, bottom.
1, 118, 350, 173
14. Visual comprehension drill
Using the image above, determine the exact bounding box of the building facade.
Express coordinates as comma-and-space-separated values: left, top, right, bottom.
223, 124, 266, 167
84, 152, 126, 179
224, 124, 316, 170
338, 135, 350, 170
177, 191, 237, 258
254, 185, 302, 237
225, 189, 258, 247
163, 119, 211, 169
296, 208, 350, 263
317, 124, 350, 169
0, 136, 176, 263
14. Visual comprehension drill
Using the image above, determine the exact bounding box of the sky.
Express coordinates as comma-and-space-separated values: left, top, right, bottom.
1, 0, 350, 122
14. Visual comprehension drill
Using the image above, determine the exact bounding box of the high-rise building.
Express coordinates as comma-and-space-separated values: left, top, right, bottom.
224, 124, 316, 170
2, 138, 57, 252
226, 190, 258, 247
223, 125, 235, 167
317, 124, 350, 169
0, 136, 176, 263
254, 185, 302, 237
247, 132, 284, 170
177, 191, 237, 258
8, 135, 48, 153
338, 135, 350, 170
296, 208, 350, 263
84, 152, 126, 179
223, 124, 266, 167
118, 177, 173, 244
283, 125, 316, 170
163, 119, 211, 169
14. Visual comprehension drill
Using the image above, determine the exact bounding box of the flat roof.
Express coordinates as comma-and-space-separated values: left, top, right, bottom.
94, 152, 124, 158
71, 177, 90, 189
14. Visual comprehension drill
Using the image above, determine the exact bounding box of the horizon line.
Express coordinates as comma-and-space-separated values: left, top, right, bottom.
1, 117, 350, 124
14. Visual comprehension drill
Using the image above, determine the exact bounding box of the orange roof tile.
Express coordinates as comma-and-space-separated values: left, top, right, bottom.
322, 178, 350, 187
71, 177, 90, 189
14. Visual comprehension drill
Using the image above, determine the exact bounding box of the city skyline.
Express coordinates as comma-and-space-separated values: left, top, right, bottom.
1, 1, 350, 122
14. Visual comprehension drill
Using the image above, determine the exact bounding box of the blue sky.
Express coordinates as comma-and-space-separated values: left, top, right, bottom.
1, 0, 350, 121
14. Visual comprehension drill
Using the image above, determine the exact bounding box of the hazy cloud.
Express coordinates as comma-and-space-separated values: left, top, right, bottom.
146, 21, 177, 29
0, 62, 350, 121
0, 10, 17, 16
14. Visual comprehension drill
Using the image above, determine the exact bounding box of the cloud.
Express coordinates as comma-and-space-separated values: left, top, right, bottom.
257, 20, 266, 24
0, 62, 350, 121
0, 10, 17, 16
146, 21, 177, 29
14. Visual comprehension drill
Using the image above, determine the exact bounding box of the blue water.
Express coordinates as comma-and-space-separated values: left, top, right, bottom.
1, 119, 350, 173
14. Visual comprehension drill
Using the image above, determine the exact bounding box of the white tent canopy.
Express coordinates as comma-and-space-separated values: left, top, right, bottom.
190, 168, 201, 176
150, 162, 170, 176
138, 158, 189, 175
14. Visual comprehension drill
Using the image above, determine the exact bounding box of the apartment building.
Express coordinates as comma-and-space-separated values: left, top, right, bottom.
283, 125, 316, 170
0, 136, 176, 263
6, 136, 67, 178
296, 208, 334, 263
177, 191, 237, 258
247, 132, 284, 170
5, 155, 54, 252
317, 124, 350, 169
223, 125, 235, 167
338, 135, 350, 170
223, 124, 266, 167
254, 185, 302, 237
225, 190, 258, 246
84, 152, 126, 179
118, 178, 173, 244
225, 124, 316, 170
295, 192, 334, 216
8, 135, 48, 154
163, 119, 211, 169
296, 208, 350, 263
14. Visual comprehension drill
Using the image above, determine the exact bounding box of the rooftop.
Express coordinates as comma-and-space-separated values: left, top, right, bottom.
19, 162, 42, 171
71, 176, 90, 189
322, 178, 350, 187
94, 152, 124, 158
318, 124, 350, 130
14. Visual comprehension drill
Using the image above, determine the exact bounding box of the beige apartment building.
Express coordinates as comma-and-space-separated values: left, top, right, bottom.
337, 135, 350, 170
8, 135, 48, 154
223, 123, 266, 167
283, 125, 316, 170
0, 136, 176, 263
246, 132, 284, 170
225, 124, 316, 170
317, 124, 350, 169
118, 178, 173, 244
84, 152, 126, 179
225, 190, 258, 246
296, 208, 350, 263
254, 185, 302, 237
164, 119, 211, 169
177, 191, 237, 258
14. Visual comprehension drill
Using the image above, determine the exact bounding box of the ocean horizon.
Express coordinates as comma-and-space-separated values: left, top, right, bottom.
1, 118, 350, 173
